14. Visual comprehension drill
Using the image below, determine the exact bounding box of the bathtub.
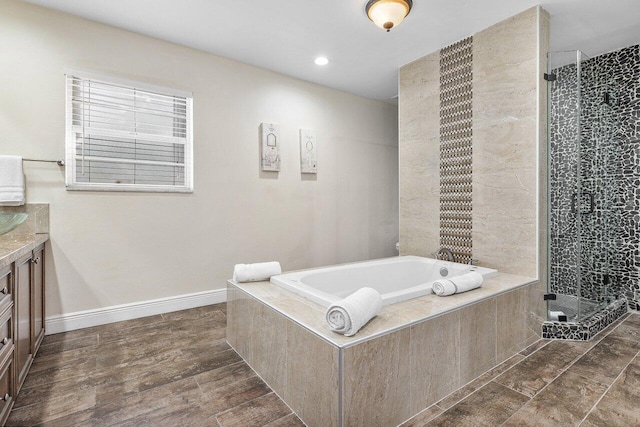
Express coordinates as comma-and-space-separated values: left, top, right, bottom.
270, 255, 498, 307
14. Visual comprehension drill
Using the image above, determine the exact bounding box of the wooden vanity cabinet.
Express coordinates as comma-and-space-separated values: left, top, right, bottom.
0, 241, 46, 425
0, 266, 14, 426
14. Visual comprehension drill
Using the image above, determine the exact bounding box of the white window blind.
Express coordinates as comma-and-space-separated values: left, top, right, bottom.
65, 72, 193, 192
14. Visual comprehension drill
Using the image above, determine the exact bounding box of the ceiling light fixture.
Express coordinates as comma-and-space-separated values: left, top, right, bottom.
365, 0, 413, 32
314, 56, 330, 66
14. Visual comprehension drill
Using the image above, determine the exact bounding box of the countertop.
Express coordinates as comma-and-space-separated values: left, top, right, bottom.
0, 234, 49, 269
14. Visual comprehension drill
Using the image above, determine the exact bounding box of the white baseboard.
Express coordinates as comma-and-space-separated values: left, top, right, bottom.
45, 288, 227, 335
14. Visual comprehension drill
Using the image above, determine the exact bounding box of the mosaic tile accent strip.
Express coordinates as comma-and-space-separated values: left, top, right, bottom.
548, 44, 640, 309
439, 37, 473, 264
542, 298, 628, 341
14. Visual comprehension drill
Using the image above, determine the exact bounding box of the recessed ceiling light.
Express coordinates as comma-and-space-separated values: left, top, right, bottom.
314, 57, 330, 66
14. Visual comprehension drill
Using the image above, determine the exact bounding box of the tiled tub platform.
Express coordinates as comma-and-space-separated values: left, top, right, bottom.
227, 273, 541, 427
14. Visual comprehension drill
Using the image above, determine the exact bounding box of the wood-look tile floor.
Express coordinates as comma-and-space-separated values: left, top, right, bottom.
9, 304, 640, 427
402, 313, 640, 427
7, 303, 305, 427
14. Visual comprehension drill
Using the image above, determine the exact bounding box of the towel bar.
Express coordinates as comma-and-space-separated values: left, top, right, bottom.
23, 159, 65, 167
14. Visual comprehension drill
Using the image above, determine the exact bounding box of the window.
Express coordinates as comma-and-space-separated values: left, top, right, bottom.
65, 71, 193, 192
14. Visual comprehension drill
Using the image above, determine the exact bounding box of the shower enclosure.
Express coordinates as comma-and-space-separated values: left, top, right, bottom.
547, 50, 622, 322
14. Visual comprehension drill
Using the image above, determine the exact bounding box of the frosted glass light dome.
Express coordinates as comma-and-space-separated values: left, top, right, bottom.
366, 0, 413, 32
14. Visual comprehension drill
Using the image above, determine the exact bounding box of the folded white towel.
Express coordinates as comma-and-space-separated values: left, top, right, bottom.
325, 287, 382, 337
233, 262, 282, 282
433, 271, 484, 296
0, 156, 25, 206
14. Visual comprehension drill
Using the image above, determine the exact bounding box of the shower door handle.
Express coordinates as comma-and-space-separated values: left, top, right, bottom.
570, 192, 595, 214
585, 192, 595, 214
570, 194, 576, 214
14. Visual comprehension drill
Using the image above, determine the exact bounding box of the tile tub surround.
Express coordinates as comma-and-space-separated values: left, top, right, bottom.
227, 273, 540, 426
229, 272, 536, 348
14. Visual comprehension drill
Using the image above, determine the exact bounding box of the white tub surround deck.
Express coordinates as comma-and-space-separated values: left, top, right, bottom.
227, 260, 540, 426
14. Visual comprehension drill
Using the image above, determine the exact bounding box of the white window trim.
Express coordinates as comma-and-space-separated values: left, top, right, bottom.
64, 68, 193, 99
64, 69, 194, 193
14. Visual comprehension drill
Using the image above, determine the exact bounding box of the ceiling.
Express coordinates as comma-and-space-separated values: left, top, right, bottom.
21, 0, 640, 101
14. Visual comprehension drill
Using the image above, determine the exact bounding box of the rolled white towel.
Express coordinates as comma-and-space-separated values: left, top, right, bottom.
233, 262, 282, 283
433, 272, 484, 296
325, 287, 382, 337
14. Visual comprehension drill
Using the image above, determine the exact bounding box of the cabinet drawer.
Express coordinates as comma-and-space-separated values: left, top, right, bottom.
0, 266, 11, 315
0, 307, 12, 365
0, 352, 13, 426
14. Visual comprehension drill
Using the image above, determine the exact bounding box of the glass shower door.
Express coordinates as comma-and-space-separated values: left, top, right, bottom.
548, 50, 584, 322
580, 56, 621, 311
547, 50, 622, 322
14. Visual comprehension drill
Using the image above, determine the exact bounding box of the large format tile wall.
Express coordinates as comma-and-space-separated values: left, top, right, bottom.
227, 282, 539, 427
399, 6, 547, 277
549, 45, 640, 310
399, 7, 549, 328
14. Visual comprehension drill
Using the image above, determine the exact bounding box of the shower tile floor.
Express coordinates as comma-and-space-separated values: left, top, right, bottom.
7, 303, 640, 426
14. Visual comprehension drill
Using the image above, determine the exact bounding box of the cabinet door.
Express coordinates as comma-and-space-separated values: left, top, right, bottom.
14, 253, 32, 394
31, 244, 45, 355
0, 352, 14, 426
0, 306, 13, 369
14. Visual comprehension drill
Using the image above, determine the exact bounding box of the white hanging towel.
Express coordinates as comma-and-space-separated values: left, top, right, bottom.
0, 156, 25, 206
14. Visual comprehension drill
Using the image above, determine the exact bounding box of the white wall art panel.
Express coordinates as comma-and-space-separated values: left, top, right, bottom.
261, 122, 281, 171
300, 128, 318, 174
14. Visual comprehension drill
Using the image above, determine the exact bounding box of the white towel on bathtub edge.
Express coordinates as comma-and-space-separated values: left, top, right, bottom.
233, 262, 282, 282
433, 271, 484, 296
325, 287, 382, 337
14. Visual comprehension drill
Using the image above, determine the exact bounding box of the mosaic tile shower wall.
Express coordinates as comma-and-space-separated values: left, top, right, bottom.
548, 44, 640, 311
439, 37, 473, 264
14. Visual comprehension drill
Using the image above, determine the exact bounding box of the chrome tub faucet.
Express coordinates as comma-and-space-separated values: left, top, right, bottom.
433, 247, 455, 262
